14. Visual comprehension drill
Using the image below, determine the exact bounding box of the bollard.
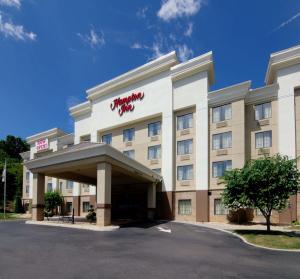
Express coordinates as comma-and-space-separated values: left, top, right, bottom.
72, 208, 75, 224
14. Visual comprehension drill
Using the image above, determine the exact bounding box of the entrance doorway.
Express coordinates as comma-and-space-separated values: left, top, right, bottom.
111, 184, 148, 221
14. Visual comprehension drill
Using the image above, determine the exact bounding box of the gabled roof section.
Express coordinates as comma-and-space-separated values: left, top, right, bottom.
26, 128, 67, 144
86, 51, 178, 101
265, 44, 300, 85
170, 51, 214, 84
69, 101, 91, 119
208, 81, 251, 106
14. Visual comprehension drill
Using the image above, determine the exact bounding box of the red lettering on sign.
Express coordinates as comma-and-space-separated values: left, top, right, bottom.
110, 92, 144, 116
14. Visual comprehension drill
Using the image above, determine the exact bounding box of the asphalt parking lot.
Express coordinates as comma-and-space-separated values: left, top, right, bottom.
0, 220, 299, 279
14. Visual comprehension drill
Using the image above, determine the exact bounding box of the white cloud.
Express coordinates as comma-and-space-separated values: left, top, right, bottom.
177, 44, 193, 61
273, 12, 300, 32
136, 6, 148, 18
151, 42, 164, 59
184, 22, 193, 36
131, 42, 143, 49
157, 0, 203, 21
78, 27, 105, 48
0, 0, 21, 9
0, 14, 36, 41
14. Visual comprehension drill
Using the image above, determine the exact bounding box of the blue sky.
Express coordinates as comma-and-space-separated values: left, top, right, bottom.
0, 0, 300, 139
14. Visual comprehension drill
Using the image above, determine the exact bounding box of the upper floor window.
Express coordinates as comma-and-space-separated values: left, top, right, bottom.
148, 145, 161, 160
102, 134, 112, 145
123, 128, 135, 142
177, 165, 193, 181
177, 139, 193, 155
212, 160, 232, 178
255, 102, 271, 120
25, 185, 30, 194
212, 104, 231, 123
47, 182, 53, 192
123, 150, 135, 159
25, 171, 30, 181
212, 132, 232, 150
148, 121, 161, 137
66, 181, 74, 190
177, 113, 193, 130
255, 131, 272, 148
80, 134, 91, 142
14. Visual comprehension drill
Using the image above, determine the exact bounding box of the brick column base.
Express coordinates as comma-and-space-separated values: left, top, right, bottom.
96, 204, 111, 226
32, 204, 44, 221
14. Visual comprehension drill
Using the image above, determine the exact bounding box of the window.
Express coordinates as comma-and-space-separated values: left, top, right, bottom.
25, 171, 30, 181
148, 145, 161, 160
123, 150, 135, 159
80, 134, 91, 142
212, 132, 232, 150
255, 131, 272, 148
25, 185, 30, 194
212, 104, 231, 123
102, 134, 112, 145
83, 202, 90, 212
255, 102, 271, 120
177, 113, 193, 130
177, 165, 193, 181
66, 202, 72, 213
82, 184, 89, 192
214, 199, 228, 215
212, 161, 232, 178
178, 199, 192, 215
47, 183, 53, 192
148, 121, 161, 137
152, 168, 161, 174
66, 181, 74, 190
59, 181, 63, 190
123, 128, 135, 142
177, 139, 193, 155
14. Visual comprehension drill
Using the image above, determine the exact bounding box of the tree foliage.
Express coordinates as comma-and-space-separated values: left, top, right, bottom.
44, 191, 63, 214
222, 154, 300, 231
0, 135, 29, 211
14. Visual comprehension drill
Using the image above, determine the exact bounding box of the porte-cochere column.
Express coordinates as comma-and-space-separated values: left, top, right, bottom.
32, 173, 45, 221
147, 183, 156, 220
96, 162, 112, 226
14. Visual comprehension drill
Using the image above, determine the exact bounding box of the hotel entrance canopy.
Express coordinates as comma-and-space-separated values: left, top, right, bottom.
25, 142, 162, 226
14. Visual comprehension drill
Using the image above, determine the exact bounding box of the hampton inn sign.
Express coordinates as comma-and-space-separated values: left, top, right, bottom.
110, 91, 144, 116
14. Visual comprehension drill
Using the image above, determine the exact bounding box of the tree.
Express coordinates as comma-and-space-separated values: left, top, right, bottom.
0, 135, 29, 211
222, 154, 300, 232
44, 191, 63, 215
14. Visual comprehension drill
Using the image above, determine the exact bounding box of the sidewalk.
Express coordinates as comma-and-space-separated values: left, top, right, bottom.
174, 220, 292, 232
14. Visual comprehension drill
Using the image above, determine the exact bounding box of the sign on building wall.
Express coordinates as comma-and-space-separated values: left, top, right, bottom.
36, 138, 49, 152
110, 92, 144, 116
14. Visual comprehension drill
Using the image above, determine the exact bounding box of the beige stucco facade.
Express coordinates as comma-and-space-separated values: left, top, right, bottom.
21, 44, 300, 226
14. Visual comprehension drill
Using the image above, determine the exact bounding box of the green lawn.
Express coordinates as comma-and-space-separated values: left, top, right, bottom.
0, 213, 19, 220
235, 230, 300, 250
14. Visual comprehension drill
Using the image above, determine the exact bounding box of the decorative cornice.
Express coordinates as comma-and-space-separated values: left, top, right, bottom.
208, 81, 251, 106
265, 44, 300, 85
246, 83, 279, 105
170, 51, 214, 84
26, 128, 67, 144
86, 51, 178, 101
69, 101, 91, 118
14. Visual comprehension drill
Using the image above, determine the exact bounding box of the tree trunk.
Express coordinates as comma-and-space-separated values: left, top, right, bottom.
266, 214, 271, 232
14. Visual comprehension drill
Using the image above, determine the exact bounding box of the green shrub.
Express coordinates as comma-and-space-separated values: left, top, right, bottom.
292, 220, 300, 226
86, 205, 96, 223
13, 196, 24, 213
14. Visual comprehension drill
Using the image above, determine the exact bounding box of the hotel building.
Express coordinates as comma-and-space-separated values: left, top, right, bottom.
22, 44, 300, 226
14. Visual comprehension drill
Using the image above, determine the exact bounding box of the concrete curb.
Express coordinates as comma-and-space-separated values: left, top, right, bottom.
172, 221, 300, 253
25, 220, 119, 232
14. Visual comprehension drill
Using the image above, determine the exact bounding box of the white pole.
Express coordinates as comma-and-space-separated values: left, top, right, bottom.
3, 159, 6, 219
